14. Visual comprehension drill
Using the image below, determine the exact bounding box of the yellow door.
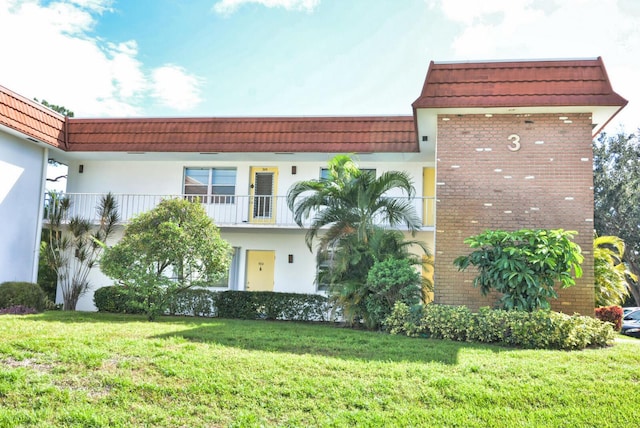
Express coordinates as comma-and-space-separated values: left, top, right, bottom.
422, 167, 435, 227
249, 167, 278, 224
245, 250, 275, 291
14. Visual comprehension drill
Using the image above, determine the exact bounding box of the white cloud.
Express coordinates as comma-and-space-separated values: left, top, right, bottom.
213, 0, 320, 15
433, 0, 640, 131
0, 0, 202, 117
151, 65, 203, 111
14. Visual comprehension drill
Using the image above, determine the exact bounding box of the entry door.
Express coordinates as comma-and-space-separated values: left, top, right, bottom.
245, 250, 275, 291
423, 167, 435, 226
249, 167, 278, 224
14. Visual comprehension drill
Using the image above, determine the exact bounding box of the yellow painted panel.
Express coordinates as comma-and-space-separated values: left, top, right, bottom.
249, 167, 278, 224
246, 250, 275, 291
422, 255, 434, 303
422, 167, 435, 226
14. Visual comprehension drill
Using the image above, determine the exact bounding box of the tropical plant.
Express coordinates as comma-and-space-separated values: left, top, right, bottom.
321, 228, 432, 327
100, 198, 232, 321
594, 235, 636, 307
43, 191, 120, 310
287, 156, 430, 328
593, 130, 640, 305
453, 229, 584, 311
287, 154, 422, 250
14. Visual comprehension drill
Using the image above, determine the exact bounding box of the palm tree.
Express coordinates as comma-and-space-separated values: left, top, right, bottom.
287, 154, 422, 250
287, 155, 429, 327
594, 235, 636, 307
323, 228, 432, 326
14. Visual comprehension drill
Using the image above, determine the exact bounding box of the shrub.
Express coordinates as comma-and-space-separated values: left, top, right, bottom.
0, 282, 48, 312
93, 286, 144, 314
365, 258, 423, 329
385, 303, 615, 350
168, 288, 217, 317
0, 305, 38, 315
594, 305, 623, 331
453, 229, 584, 311
383, 302, 425, 337
422, 304, 473, 341
216, 291, 331, 321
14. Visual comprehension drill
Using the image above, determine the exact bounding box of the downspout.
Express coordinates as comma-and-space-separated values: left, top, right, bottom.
32, 146, 48, 283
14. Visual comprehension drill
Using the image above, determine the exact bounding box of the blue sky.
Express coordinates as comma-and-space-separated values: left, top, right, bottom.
1, 0, 638, 131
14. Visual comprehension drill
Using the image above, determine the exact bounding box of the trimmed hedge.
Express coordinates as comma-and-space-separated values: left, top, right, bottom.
594, 305, 623, 331
94, 286, 331, 322
385, 302, 615, 350
168, 288, 218, 317
0, 282, 48, 312
216, 291, 331, 321
93, 286, 144, 314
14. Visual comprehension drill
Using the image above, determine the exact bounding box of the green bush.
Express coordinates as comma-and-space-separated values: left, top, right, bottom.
385, 303, 615, 350
383, 302, 426, 337
216, 291, 331, 321
168, 288, 217, 317
0, 282, 48, 312
422, 304, 473, 341
93, 286, 144, 314
365, 258, 423, 329
453, 229, 584, 311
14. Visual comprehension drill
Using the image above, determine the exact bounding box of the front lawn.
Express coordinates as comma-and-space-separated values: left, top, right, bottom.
0, 312, 637, 427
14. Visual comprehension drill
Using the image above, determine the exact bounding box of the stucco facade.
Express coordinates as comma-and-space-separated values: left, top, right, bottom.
0, 57, 627, 314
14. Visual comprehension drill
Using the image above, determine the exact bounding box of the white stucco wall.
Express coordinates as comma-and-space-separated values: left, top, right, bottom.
63, 156, 436, 311
0, 130, 46, 284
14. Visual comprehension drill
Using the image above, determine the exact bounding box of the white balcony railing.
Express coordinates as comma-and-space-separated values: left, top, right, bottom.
44, 193, 436, 229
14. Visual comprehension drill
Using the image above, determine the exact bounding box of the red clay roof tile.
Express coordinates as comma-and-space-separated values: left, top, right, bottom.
0, 85, 65, 148
66, 116, 418, 153
412, 57, 628, 109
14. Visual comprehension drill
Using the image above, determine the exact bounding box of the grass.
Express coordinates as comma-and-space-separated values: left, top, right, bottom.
0, 312, 638, 427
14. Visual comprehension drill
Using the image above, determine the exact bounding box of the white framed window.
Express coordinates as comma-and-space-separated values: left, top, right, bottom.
210, 247, 240, 289
184, 168, 236, 203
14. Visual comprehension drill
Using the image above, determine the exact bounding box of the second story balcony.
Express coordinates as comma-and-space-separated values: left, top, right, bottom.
44, 193, 436, 230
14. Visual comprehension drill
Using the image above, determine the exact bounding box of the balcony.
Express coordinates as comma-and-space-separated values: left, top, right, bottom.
43, 193, 435, 230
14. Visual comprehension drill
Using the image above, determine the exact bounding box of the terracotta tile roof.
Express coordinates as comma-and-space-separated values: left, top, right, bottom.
66, 116, 418, 153
0, 85, 66, 148
412, 57, 628, 109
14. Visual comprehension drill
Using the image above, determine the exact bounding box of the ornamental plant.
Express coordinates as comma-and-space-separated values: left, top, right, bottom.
100, 198, 232, 321
453, 229, 584, 311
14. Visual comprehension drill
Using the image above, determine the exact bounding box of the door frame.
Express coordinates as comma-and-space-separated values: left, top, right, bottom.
245, 249, 275, 291
249, 166, 278, 224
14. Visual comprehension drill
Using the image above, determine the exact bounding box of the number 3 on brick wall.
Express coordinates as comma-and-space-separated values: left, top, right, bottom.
508, 134, 521, 151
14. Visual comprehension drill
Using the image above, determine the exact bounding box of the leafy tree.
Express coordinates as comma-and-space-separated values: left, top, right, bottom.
44, 192, 120, 310
594, 235, 636, 307
593, 130, 640, 305
34, 98, 74, 117
453, 229, 584, 311
287, 155, 430, 327
100, 198, 232, 321
37, 239, 58, 302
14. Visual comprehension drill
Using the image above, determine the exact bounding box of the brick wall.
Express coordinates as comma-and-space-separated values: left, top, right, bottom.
434, 113, 595, 315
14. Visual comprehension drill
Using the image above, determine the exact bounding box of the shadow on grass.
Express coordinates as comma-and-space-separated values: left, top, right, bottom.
153, 319, 512, 365
24, 311, 510, 365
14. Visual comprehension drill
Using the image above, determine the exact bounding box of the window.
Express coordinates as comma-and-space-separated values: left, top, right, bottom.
316, 248, 336, 292
320, 168, 375, 179
210, 247, 240, 289
184, 168, 236, 203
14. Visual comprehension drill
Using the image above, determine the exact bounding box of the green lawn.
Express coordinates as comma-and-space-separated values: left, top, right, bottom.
0, 312, 637, 427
